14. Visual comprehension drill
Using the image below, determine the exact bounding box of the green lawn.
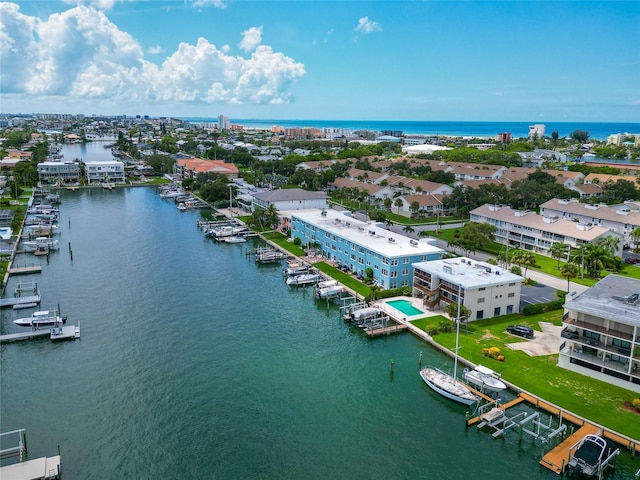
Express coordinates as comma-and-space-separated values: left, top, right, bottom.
262, 232, 306, 257
411, 311, 640, 440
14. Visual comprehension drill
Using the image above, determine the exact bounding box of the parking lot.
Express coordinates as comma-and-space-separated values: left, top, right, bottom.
519, 282, 559, 312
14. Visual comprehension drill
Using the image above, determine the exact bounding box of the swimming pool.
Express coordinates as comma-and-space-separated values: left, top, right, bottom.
386, 299, 424, 316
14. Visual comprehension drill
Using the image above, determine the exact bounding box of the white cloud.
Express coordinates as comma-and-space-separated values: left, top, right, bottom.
238, 26, 262, 53
354, 16, 381, 34
147, 45, 165, 55
61, 0, 119, 10
192, 0, 226, 9
0, 4, 305, 107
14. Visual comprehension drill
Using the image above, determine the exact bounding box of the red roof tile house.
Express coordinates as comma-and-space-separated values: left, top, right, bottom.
174, 158, 239, 179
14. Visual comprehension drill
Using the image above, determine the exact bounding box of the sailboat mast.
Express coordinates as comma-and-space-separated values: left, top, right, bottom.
453, 283, 462, 380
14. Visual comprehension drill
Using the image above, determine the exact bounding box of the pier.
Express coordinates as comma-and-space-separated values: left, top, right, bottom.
0, 324, 80, 344
1, 282, 42, 309
8, 264, 42, 276
0, 429, 61, 480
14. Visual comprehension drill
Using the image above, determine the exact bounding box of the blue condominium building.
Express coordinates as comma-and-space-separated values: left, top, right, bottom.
290, 209, 444, 289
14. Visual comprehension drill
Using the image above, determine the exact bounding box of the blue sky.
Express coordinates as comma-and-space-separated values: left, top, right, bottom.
1, 1, 639, 122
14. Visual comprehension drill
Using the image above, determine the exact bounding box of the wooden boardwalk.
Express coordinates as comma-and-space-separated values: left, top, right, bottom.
539, 424, 601, 474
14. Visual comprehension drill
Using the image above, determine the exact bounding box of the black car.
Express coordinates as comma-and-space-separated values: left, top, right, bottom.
506, 325, 534, 339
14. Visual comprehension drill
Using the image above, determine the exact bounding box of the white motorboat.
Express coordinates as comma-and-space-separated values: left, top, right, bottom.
283, 263, 313, 277
315, 283, 344, 299
567, 433, 619, 478
23, 237, 59, 250
462, 365, 506, 392
14, 310, 66, 328
420, 285, 480, 406
223, 235, 247, 244
419, 367, 480, 406
286, 272, 320, 286
349, 306, 383, 324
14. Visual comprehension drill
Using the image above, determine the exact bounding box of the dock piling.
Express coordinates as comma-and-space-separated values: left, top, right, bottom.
419, 352, 422, 369
390, 359, 394, 376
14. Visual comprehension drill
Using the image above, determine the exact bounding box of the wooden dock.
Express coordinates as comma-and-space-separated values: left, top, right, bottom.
365, 323, 408, 336
539, 424, 601, 474
466, 396, 525, 426
8, 265, 42, 275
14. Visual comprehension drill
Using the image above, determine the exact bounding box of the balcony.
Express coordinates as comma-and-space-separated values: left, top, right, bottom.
564, 317, 634, 342
560, 343, 638, 376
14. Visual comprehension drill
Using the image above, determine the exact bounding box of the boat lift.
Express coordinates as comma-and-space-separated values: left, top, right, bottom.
474, 399, 567, 443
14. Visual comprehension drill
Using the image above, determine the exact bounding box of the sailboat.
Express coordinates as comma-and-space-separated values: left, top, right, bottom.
419, 285, 480, 406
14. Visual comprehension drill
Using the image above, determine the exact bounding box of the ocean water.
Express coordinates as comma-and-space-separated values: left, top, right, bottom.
1, 188, 638, 479
182, 119, 640, 141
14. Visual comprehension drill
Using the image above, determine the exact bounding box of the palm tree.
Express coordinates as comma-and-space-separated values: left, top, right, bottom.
367, 284, 382, 302
394, 197, 404, 215
597, 235, 619, 257
265, 204, 279, 230
383, 197, 392, 212
549, 242, 568, 269
560, 262, 579, 292
630, 227, 640, 251
403, 225, 415, 236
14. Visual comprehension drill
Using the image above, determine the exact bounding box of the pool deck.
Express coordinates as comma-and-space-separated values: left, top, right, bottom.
374, 296, 442, 323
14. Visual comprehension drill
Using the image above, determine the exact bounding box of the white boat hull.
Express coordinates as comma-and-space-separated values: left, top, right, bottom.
462, 366, 507, 392
420, 367, 479, 406
286, 274, 320, 286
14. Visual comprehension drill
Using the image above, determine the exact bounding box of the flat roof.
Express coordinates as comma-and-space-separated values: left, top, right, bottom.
291, 209, 444, 259
563, 274, 640, 327
412, 257, 524, 289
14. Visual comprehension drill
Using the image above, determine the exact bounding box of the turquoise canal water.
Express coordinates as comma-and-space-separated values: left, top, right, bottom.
1, 188, 638, 479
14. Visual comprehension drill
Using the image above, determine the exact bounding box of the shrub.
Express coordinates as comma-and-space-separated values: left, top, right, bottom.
510, 265, 522, 275
482, 348, 489, 356
293, 237, 302, 246
496, 355, 505, 362
488, 347, 501, 358
632, 398, 640, 411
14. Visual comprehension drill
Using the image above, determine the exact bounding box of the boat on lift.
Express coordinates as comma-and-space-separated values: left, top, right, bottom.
14, 310, 66, 328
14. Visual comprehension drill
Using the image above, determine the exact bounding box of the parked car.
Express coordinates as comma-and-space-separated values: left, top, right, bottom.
624, 257, 640, 264
506, 325, 534, 339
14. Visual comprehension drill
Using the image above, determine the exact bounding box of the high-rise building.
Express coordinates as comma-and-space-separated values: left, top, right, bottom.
528, 124, 546, 139
218, 115, 231, 131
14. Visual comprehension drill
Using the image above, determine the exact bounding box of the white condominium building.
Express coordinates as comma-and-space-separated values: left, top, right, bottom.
470, 204, 624, 257
560, 275, 640, 393
412, 257, 523, 321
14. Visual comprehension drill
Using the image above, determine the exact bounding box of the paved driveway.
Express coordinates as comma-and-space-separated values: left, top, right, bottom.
504, 322, 563, 356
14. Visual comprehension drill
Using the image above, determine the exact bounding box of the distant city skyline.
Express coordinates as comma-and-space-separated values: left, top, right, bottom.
1, 1, 639, 122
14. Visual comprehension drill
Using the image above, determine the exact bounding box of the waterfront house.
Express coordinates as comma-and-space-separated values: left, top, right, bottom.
37, 161, 81, 185
412, 256, 523, 320
290, 208, 444, 289
174, 158, 239, 179
84, 160, 125, 185
560, 275, 640, 393
251, 188, 328, 213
